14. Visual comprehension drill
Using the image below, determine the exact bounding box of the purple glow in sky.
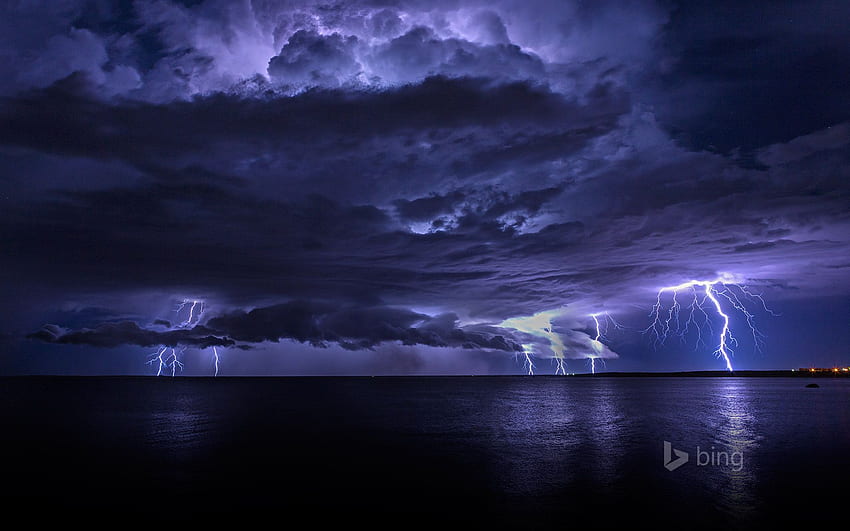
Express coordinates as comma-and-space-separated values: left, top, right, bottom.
1, 0, 849, 374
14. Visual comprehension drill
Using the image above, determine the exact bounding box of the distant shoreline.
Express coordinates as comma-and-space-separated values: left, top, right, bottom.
567, 370, 850, 378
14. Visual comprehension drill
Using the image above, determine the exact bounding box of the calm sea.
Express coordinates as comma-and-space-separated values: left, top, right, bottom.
1, 376, 848, 527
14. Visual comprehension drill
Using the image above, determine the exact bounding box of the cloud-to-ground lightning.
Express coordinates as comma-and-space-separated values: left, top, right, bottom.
147, 299, 223, 377
588, 314, 604, 374
147, 346, 168, 376
499, 310, 568, 375
644, 275, 775, 371
553, 354, 566, 376
587, 312, 622, 373
499, 310, 570, 375
498, 309, 624, 375
167, 347, 184, 377
518, 344, 536, 375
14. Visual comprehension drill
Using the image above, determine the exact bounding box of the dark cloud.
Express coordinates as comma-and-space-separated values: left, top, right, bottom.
395, 191, 467, 222
649, 0, 850, 153
208, 302, 521, 351
29, 321, 234, 349
30, 301, 522, 353
0, 74, 624, 176
732, 240, 797, 254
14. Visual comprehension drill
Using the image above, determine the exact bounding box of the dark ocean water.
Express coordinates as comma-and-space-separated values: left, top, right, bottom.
1, 376, 848, 527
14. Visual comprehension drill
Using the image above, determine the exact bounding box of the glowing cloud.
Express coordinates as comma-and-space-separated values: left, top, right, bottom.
499, 308, 619, 375
499, 309, 567, 375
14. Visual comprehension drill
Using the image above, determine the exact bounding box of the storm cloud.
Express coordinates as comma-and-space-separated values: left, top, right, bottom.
31, 301, 522, 353
2, 0, 849, 374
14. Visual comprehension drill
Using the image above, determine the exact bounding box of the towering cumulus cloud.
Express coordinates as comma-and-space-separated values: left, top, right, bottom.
1, 0, 849, 374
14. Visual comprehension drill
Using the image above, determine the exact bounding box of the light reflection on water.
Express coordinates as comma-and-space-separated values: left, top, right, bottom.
704, 381, 761, 520
141, 391, 215, 452
484, 385, 582, 494
13, 376, 844, 524
378, 377, 847, 525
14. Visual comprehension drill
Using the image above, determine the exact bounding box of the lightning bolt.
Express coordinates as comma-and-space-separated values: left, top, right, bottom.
518, 344, 536, 375
554, 356, 566, 376
645, 276, 774, 371
588, 314, 602, 374
524, 353, 536, 375
147, 299, 223, 377
187, 301, 199, 325
500, 310, 567, 375
176, 299, 204, 327
147, 346, 168, 377
587, 312, 619, 374
167, 347, 184, 377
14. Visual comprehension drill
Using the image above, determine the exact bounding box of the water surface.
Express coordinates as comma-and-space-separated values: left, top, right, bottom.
1, 376, 847, 527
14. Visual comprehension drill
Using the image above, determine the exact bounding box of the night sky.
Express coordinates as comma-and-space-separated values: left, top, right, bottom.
1, 0, 849, 375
